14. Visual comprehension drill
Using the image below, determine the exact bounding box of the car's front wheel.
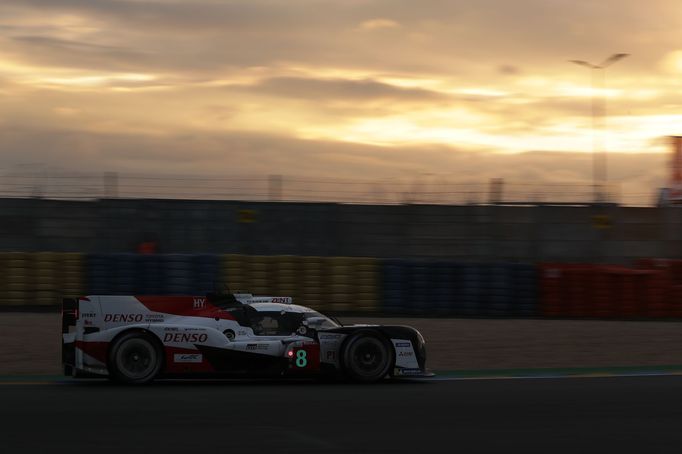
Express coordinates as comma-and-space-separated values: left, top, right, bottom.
342, 331, 393, 383
108, 332, 163, 384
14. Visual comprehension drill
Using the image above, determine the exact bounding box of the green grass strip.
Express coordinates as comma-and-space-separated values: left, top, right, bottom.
434, 365, 682, 378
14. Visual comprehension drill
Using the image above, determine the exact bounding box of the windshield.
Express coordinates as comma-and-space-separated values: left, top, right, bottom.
304, 311, 340, 330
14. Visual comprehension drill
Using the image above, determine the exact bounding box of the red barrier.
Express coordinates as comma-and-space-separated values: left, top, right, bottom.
539, 264, 580, 317
634, 259, 676, 317
540, 261, 676, 319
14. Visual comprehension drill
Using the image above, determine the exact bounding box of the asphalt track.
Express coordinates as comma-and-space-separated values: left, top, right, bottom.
0, 375, 680, 453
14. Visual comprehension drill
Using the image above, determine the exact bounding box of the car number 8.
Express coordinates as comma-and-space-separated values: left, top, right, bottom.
295, 350, 307, 368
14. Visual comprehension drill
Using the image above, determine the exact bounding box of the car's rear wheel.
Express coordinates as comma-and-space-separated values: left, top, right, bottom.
109, 332, 162, 384
342, 331, 393, 383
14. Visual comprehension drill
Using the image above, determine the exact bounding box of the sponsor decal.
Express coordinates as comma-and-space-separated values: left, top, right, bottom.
394, 368, 422, 376
164, 327, 179, 331
246, 343, 269, 351
193, 298, 206, 309
270, 297, 291, 304
84, 320, 93, 326
81, 312, 96, 318
145, 314, 164, 323
163, 333, 208, 343
318, 333, 342, 341
398, 351, 414, 357
326, 351, 336, 361
104, 314, 143, 323
173, 353, 203, 363
395, 342, 411, 348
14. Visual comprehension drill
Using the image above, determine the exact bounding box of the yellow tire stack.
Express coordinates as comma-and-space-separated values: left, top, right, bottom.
325, 256, 354, 312
0, 253, 8, 306
3, 252, 31, 306
299, 256, 325, 310
219, 254, 378, 314
248, 255, 274, 295
273, 255, 299, 301
33, 252, 58, 306
56, 253, 85, 300
351, 257, 379, 312
223, 254, 249, 293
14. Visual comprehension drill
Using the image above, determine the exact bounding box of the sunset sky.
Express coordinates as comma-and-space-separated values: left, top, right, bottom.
1, 0, 681, 202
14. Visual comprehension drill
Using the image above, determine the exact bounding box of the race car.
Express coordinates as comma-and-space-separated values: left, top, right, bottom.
62, 292, 431, 384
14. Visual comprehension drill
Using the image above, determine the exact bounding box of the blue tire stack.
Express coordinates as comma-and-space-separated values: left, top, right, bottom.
459, 264, 484, 316
510, 263, 538, 316
136, 254, 163, 295
407, 261, 431, 315
487, 264, 513, 316
111, 253, 137, 295
162, 254, 194, 295
193, 254, 221, 295
429, 262, 457, 314
86, 254, 112, 295
381, 259, 408, 314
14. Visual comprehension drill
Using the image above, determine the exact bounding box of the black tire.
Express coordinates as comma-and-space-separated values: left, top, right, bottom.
342, 331, 394, 383
108, 332, 163, 384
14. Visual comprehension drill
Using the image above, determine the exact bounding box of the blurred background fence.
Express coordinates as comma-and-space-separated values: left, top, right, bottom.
1, 197, 681, 262
0, 170, 631, 205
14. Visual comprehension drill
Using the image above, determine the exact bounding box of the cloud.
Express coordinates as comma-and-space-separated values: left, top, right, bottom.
236, 76, 449, 102
3, 35, 150, 72
0, 0, 679, 202
359, 19, 400, 30
0, 124, 667, 204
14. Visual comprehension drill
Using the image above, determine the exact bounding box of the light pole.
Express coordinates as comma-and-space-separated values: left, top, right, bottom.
569, 53, 629, 203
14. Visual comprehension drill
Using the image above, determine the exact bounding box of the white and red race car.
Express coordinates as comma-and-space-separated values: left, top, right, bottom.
62, 293, 430, 384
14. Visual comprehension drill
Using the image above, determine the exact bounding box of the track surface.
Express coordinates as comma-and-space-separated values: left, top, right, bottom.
1, 376, 680, 453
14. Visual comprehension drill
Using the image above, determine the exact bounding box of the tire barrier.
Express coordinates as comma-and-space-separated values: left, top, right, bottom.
380, 261, 538, 317
0, 252, 85, 306
540, 262, 681, 318
223, 255, 380, 313
0, 252, 679, 318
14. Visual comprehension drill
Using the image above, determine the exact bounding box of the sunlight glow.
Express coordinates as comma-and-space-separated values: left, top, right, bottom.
38, 73, 156, 87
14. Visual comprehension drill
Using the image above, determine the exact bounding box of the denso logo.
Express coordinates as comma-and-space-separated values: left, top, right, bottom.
104, 314, 143, 323
163, 333, 208, 343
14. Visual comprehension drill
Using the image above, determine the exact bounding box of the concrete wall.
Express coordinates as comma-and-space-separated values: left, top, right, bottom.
1, 198, 681, 263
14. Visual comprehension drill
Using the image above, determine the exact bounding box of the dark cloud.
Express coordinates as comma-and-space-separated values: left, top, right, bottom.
4, 35, 150, 71
235, 76, 449, 103
2, 0, 676, 76
498, 65, 520, 75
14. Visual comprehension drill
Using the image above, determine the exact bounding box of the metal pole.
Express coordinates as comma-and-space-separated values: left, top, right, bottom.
570, 54, 628, 204
268, 174, 283, 201
590, 67, 600, 203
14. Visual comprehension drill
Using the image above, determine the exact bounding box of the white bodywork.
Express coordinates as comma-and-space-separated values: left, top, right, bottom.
63, 294, 423, 378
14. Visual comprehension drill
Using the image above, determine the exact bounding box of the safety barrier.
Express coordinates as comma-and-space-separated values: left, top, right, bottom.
0, 252, 84, 306
222, 255, 380, 313
381, 261, 537, 316
540, 262, 681, 318
0, 253, 680, 318
86, 253, 222, 296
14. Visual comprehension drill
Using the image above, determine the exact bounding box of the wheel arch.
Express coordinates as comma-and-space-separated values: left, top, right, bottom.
338, 327, 396, 378
107, 327, 166, 372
